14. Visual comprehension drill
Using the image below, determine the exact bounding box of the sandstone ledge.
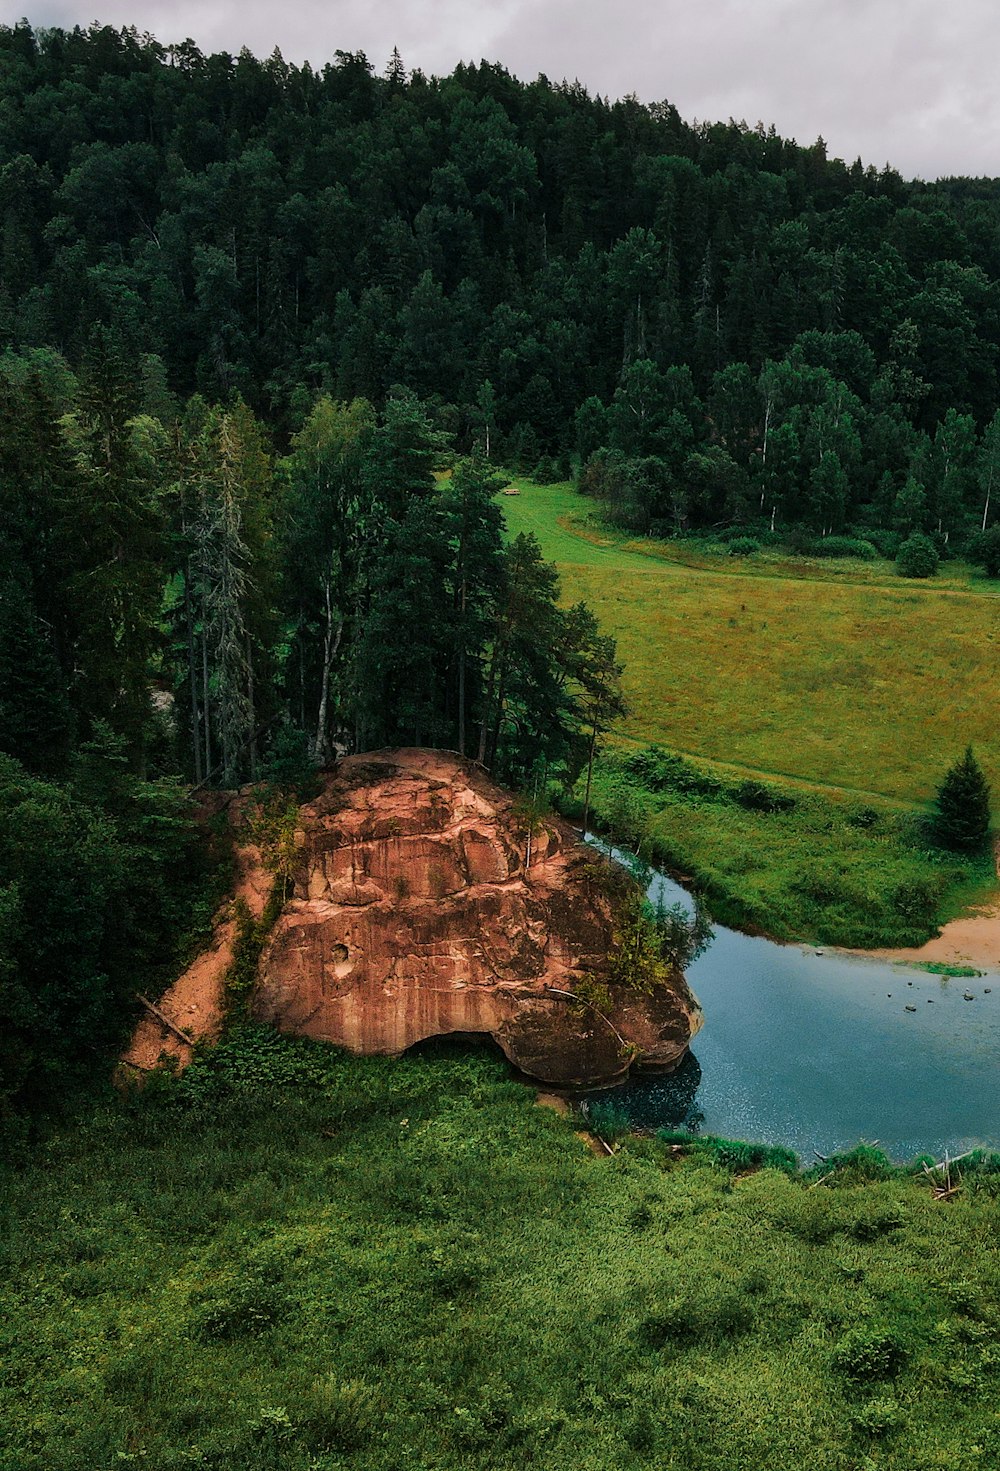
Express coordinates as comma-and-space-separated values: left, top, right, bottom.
252, 748, 702, 1088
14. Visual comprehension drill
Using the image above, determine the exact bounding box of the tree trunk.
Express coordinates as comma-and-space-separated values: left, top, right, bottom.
184, 560, 202, 784
314, 576, 342, 766
457, 578, 467, 756
246, 635, 257, 780
201, 595, 211, 781
581, 724, 598, 838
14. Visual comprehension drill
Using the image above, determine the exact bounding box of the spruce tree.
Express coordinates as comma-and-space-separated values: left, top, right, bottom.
933, 746, 992, 850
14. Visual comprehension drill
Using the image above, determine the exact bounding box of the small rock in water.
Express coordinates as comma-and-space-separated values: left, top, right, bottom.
964, 992, 975, 1001
905, 1004, 917, 1012
887, 993, 892, 998
907, 980, 913, 986
927, 998, 934, 1003
814, 948, 825, 956
985, 987, 992, 994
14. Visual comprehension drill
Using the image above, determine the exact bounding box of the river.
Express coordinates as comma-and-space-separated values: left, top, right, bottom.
593, 852, 1000, 1163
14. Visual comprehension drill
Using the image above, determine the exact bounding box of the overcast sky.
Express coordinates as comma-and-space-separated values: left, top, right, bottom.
7, 0, 1000, 180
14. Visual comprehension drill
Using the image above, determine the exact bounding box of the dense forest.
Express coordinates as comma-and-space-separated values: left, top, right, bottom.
4, 17, 1000, 1122
4, 19, 1000, 545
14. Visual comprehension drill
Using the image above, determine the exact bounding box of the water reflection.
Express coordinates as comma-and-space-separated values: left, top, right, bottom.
589, 842, 1000, 1162
603, 1049, 704, 1132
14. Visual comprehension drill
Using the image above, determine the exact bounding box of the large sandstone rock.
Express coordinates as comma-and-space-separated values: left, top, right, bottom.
253, 749, 702, 1088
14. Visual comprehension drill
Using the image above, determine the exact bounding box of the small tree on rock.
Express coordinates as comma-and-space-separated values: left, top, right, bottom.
933, 746, 992, 850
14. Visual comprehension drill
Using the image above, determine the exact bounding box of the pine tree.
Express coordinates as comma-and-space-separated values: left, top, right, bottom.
933, 747, 992, 850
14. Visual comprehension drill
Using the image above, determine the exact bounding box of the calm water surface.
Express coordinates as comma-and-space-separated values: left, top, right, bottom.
593, 851, 1000, 1162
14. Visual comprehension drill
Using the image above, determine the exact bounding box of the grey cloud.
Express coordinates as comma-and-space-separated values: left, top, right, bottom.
8, 0, 1000, 178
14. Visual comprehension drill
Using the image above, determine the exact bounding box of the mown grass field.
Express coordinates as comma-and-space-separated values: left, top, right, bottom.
502, 479, 1000, 806
5, 1031, 1000, 1471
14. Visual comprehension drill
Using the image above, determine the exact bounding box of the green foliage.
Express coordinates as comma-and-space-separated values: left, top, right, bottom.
7, 1034, 1000, 1469
800, 535, 878, 560
572, 747, 989, 947
967, 524, 1000, 577
932, 745, 992, 850
585, 1100, 632, 1143
831, 1326, 908, 1382
896, 531, 940, 577
657, 1130, 800, 1174
223, 882, 286, 1020
727, 536, 760, 556
0, 745, 208, 1127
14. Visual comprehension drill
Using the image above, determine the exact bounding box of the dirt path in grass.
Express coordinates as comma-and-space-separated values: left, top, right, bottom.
119, 840, 270, 1075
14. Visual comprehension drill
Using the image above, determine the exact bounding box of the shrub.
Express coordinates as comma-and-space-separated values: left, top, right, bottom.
850, 1397, 903, 1436
966, 524, 1000, 577
807, 535, 877, 560
832, 1326, 907, 1382
896, 532, 939, 577
728, 536, 760, 556
301, 1377, 379, 1453
642, 1287, 755, 1347
734, 779, 796, 814
190, 1269, 291, 1341
861, 527, 902, 558
585, 1100, 632, 1143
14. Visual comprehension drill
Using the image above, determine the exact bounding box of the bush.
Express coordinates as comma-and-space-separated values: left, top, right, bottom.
301, 1377, 379, 1453
734, 779, 796, 814
850, 1397, 903, 1436
965, 524, 1000, 577
807, 535, 877, 560
727, 536, 760, 557
585, 1100, 632, 1143
533, 454, 560, 484
896, 532, 939, 577
832, 1326, 907, 1382
0, 744, 207, 1123
190, 1268, 291, 1340
861, 527, 902, 558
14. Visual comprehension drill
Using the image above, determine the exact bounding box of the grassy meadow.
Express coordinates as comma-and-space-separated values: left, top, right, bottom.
502, 479, 1000, 803
502, 479, 1000, 943
5, 1031, 1000, 1471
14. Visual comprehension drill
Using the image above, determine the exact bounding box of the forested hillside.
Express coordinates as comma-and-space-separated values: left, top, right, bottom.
4, 19, 1000, 544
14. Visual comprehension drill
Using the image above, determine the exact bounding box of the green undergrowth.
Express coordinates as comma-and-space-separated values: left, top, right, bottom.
896, 961, 985, 979
566, 745, 994, 948
5, 1032, 1000, 1470
223, 882, 285, 1020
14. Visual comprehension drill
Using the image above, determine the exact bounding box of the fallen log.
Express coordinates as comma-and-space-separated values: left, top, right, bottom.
135, 993, 195, 1047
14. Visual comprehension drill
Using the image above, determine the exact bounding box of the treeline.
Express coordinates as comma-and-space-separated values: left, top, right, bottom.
0, 338, 621, 785
575, 350, 1000, 552
3, 19, 1000, 545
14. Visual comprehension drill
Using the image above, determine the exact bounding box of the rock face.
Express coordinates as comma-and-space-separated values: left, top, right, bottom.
253, 749, 702, 1087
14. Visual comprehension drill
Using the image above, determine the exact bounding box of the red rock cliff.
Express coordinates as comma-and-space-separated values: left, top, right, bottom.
253, 749, 702, 1087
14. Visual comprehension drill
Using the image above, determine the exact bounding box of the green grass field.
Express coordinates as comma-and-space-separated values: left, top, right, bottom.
502, 480, 1000, 943
502, 479, 1000, 805
5, 1031, 1000, 1471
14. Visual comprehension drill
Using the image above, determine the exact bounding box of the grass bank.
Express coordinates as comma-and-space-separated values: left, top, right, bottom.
566, 746, 995, 947
4, 1031, 1000, 1471
501, 477, 999, 942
